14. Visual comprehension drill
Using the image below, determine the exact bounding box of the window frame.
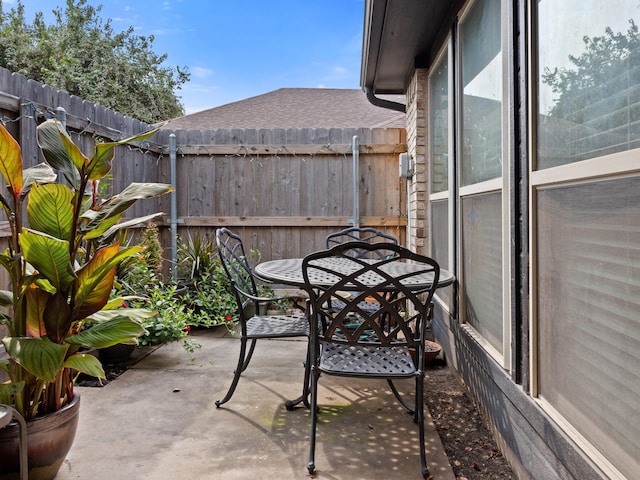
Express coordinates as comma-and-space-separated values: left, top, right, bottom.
428, 38, 455, 317
455, 0, 513, 368
528, 0, 640, 477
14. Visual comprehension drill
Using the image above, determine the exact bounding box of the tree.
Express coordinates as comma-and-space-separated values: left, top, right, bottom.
542, 20, 640, 119
0, 0, 190, 123
539, 20, 640, 164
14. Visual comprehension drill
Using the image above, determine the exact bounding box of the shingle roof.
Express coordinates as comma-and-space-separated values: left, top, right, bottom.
164, 88, 406, 130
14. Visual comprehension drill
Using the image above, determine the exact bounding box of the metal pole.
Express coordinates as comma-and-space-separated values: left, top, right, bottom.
55, 107, 67, 184
169, 134, 178, 281
55, 106, 66, 128
352, 135, 359, 227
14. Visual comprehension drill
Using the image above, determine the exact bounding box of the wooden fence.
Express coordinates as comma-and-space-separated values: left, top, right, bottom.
152, 127, 407, 265
0, 67, 407, 283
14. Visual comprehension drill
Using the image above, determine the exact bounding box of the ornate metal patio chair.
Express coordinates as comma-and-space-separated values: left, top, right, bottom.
325, 226, 399, 315
215, 228, 310, 410
303, 242, 440, 479
325, 226, 398, 258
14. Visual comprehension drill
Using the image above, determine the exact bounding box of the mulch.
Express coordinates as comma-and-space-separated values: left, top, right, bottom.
425, 358, 517, 479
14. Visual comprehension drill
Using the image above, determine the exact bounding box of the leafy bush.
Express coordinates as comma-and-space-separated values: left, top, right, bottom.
181, 268, 237, 327
131, 283, 201, 358
115, 223, 163, 297
139, 222, 163, 273
0, 119, 172, 420
175, 232, 216, 283
135, 284, 190, 345
176, 233, 237, 328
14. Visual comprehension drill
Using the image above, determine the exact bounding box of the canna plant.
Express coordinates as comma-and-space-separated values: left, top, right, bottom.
0, 119, 173, 421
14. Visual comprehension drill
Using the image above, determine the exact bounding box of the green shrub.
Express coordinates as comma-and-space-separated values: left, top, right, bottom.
176, 232, 237, 328
135, 284, 190, 345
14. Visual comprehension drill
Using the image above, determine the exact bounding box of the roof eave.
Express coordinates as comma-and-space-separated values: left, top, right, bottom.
360, 0, 457, 95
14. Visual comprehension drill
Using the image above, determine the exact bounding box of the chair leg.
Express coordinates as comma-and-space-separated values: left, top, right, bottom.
416, 376, 432, 479
240, 338, 257, 372
387, 379, 415, 414
285, 338, 312, 410
307, 366, 320, 475
215, 337, 254, 407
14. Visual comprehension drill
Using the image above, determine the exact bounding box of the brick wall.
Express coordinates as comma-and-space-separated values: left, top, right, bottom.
404, 69, 429, 255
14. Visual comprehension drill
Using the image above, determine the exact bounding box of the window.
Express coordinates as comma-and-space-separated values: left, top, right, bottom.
536, 178, 640, 480
458, 0, 509, 361
429, 44, 453, 311
428, 0, 511, 364
533, 1, 640, 477
537, 0, 640, 168
461, 193, 503, 351
430, 46, 450, 195
460, 0, 503, 186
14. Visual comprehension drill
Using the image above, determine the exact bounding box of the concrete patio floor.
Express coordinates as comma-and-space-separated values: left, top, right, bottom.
56, 328, 455, 480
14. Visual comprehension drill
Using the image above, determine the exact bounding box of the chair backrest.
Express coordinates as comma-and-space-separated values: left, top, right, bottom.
215, 228, 259, 314
303, 242, 439, 350
326, 227, 398, 259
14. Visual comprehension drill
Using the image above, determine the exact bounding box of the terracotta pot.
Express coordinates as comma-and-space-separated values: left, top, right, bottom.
0, 393, 81, 480
410, 340, 442, 368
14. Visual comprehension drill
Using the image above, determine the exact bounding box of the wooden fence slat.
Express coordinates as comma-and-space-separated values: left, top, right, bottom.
0, 91, 19, 110
171, 143, 406, 156
171, 216, 407, 227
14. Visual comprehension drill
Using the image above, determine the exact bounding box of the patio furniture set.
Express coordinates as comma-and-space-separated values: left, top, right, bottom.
214, 226, 453, 479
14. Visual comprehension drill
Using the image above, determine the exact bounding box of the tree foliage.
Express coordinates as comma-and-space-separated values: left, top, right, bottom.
542, 19, 640, 118
0, 0, 190, 123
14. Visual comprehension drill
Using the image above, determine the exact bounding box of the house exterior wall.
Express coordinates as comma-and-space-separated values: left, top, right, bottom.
398, 2, 630, 478
404, 69, 429, 255
405, 67, 609, 480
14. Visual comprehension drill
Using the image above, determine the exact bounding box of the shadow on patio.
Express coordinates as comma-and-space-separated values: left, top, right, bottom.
55, 328, 454, 480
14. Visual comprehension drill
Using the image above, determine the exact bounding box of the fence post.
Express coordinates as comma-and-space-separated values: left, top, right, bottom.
169, 133, 178, 281
351, 135, 360, 227
55, 106, 66, 128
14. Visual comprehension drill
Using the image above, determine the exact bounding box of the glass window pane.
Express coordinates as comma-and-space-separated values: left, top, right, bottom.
462, 192, 503, 352
537, 1, 640, 168
431, 199, 452, 308
460, 0, 503, 186
537, 176, 640, 479
430, 48, 449, 193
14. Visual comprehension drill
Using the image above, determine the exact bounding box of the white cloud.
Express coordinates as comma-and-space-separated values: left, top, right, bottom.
191, 66, 214, 79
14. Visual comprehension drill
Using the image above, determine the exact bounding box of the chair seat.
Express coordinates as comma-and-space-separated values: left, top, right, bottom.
246, 313, 309, 338
319, 343, 416, 377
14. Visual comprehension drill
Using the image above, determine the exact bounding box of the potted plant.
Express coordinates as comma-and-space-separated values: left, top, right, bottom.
0, 119, 173, 478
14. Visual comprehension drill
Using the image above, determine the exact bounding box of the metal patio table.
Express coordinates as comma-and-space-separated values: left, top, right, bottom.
254, 256, 454, 291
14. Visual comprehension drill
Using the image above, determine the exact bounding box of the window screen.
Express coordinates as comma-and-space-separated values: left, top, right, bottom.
537, 0, 640, 168
537, 176, 640, 478
462, 192, 503, 353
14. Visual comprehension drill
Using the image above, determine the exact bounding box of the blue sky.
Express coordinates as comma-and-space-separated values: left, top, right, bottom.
16, 0, 366, 114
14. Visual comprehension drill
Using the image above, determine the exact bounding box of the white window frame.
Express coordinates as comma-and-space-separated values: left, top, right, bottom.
455, 0, 512, 369
527, 1, 640, 477
428, 37, 454, 317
